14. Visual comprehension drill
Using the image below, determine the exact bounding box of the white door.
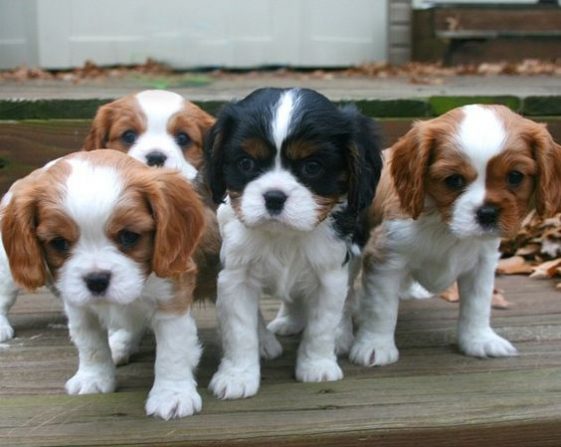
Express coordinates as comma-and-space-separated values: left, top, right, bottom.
0, 0, 388, 69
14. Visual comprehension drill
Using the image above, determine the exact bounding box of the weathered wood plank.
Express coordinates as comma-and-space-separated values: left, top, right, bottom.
3, 118, 561, 195
1, 276, 561, 446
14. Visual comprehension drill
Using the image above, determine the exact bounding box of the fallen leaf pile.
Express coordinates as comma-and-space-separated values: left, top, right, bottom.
1, 58, 560, 85
499, 210, 561, 288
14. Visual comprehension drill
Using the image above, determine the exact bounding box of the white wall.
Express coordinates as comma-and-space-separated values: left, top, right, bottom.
0, 0, 388, 69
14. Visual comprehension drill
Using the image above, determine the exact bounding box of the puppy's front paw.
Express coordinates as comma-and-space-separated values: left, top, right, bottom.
259, 329, 283, 360
209, 363, 260, 400
295, 357, 343, 382
65, 369, 116, 395
146, 382, 202, 419
349, 334, 399, 367
0, 316, 14, 342
267, 315, 305, 336
459, 329, 518, 358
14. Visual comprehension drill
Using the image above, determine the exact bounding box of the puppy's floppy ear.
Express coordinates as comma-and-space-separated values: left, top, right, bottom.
145, 170, 205, 277
341, 106, 383, 216
390, 121, 434, 219
203, 106, 236, 204
193, 105, 216, 135
1, 183, 48, 291
83, 102, 113, 150
530, 122, 561, 218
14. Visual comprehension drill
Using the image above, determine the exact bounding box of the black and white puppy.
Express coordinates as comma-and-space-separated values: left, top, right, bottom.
205, 88, 382, 399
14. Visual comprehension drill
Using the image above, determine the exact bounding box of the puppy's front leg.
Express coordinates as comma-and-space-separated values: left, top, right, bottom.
145, 310, 202, 419
295, 268, 347, 382
210, 268, 261, 399
64, 303, 116, 394
350, 266, 403, 367
457, 251, 518, 358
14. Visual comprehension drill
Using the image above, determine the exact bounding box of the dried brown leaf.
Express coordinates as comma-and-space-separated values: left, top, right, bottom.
530, 258, 561, 279
496, 256, 534, 275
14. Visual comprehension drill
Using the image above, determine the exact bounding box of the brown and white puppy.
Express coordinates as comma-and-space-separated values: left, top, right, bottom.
83, 89, 214, 181
350, 105, 561, 367
1, 150, 207, 419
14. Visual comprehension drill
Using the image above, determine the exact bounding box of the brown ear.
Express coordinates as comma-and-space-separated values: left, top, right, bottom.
531, 123, 561, 218
194, 105, 216, 134
147, 171, 205, 277
1, 186, 47, 291
390, 122, 433, 219
83, 103, 113, 150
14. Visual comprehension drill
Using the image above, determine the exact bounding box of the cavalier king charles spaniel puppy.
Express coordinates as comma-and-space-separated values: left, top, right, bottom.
205, 87, 382, 399
83, 89, 215, 181
1, 150, 207, 419
350, 105, 561, 367
0, 90, 218, 353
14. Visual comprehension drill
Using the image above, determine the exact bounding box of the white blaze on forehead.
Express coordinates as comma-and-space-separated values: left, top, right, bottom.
63, 159, 123, 236
271, 90, 298, 155
135, 90, 184, 133
458, 105, 507, 173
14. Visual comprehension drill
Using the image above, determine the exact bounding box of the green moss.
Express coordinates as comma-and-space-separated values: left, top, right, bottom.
523, 96, 561, 116
429, 96, 521, 115
350, 99, 430, 118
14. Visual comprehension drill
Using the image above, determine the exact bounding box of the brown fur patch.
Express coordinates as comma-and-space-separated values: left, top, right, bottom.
167, 101, 215, 170
285, 140, 321, 160
83, 95, 146, 151
241, 138, 272, 160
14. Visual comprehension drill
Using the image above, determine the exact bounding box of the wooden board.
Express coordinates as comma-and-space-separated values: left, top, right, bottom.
1, 275, 561, 446
3, 118, 561, 195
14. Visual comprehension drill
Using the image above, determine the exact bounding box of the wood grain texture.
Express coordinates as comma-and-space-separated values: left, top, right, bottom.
3, 118, 561, 195
1, 276, 561, 446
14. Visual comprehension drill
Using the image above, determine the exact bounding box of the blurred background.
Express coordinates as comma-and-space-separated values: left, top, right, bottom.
1, 0, 560, 71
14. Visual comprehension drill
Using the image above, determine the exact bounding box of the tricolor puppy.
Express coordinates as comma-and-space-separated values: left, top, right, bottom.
84, 89, 215, 181
350, 105, 561, 367
205, 88, 382, 399
1, 150, 206, 419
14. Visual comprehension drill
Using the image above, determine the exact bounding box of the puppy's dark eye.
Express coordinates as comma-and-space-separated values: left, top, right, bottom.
237, 157, 256, 174
117, 230, 140, 249
175, 132, 191, 147
506, 170, 524, 187
300, 160, 324, 179
121, 130, 137, 145
444, 174, 466, 190
50, 237, 70, 253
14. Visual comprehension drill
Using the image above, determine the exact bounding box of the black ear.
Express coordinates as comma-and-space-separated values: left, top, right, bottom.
341, 105, 383, 216
203, 107, 236, 204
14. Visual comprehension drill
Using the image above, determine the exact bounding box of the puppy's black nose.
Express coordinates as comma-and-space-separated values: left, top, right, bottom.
263, 190, 287, 215
146, 151, 167, 167
84, 271, 112, 295
476, 204, 500, 227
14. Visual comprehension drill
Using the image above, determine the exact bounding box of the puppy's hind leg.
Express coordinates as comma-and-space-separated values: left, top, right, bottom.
107, 304, 147, 366
267, 296, 306, 336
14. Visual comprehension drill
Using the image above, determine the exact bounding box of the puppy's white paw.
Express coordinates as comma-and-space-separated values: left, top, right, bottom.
267, 315, 305, 336
349, 334, 399, 367
146, 382, 202, 419
295, 357, 343, 383
400, 282, 433, 300
209, 363, 260, 400
109, 330, 140, 366
259, 330, 283, 360
459, 329, 518, 358
0, 316, 14, 342
65, 369, 116, 395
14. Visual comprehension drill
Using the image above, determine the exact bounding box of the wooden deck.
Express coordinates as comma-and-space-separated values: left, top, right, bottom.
1, 275, 561, 446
